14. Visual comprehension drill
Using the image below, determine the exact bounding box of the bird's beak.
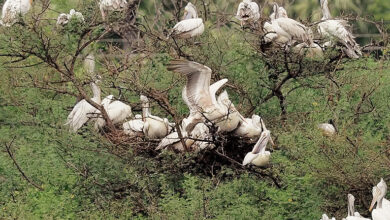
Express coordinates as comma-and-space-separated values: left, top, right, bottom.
183, 10, 191, 20
269, 136, 275, 146
369, 188, 380, 212
239, 114, 246, 123
252, 131, 269, 153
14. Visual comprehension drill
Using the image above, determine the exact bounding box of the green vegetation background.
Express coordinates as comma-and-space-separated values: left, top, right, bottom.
0, 0, 389, 219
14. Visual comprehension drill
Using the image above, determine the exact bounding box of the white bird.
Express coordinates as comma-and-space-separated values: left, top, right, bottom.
65, 55, 101, 132
269, 6, 287, 20
318, 119, 337, 137
168, 2, 204, 39
236, 0, 260, 27
94, 95, 132, 129
191, 122, 214, 151
263, 3, 312, 45
99, 0, 127, 20
140, 95, 174, 139
123, 114, 144, 136
214, 90, 243, 133
344, 194, 370, 220
293, 42, 324, 58
156, 120, 212, 152
318, 0, 361, 58
370, 178, 390, 220
167, 60, 243, 133
56, 9, 84, 26
242, 119, 273, 167
234, 114, 263, 142
156, 119, 193, 151
182, 78, 229, 116
1, 0, 32, 27
321, 214, 336, 220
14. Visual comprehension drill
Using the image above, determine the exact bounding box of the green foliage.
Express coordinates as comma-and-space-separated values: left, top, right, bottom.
0, 0, 389, 219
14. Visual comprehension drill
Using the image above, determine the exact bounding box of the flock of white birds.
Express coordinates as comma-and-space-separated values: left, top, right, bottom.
0, 0, 387, 219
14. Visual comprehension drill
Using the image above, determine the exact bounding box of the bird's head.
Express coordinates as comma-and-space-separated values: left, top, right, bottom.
251, 114, 261, 127
183, 2, 198, 19
140, 95, 149, 103
369, 179, 388, 211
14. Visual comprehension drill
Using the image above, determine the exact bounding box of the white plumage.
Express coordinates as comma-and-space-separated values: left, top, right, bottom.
370, 179, 390, 220
99, 0, 127, 20
214, 90, 242, 133
1, 0, 32, 27
269, 6, 287, 20
242, 119, 273, 167
321, 214, 336, 220
56, 9, 84, 26
140, 95, 174, 139
234, 114, 263, 142
168, 2, 204, 39
318, 120, 336, 137
236, 0, 260, 27
94, 95, 132, 129
168, 60, 243, 133
345, 194, 370, 220
65, 97, 100, 133
318, 0, 361, 58
293, 42, 324, 58
156, 121, 212, 152
65, 55, 100, 132
263, 4, 312, 45
123, 114, 144, 136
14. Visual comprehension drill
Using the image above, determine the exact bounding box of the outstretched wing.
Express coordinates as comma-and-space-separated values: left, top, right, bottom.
167, 59, 213, 109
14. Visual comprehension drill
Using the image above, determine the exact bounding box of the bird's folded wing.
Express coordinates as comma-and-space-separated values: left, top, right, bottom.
277, 18, 308, 39
129, 119, 144, 132
156, 132, 180, 150
172, 18, 203, 34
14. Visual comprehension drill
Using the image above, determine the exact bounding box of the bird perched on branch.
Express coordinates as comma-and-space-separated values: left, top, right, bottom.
1, 0, 33, 27
318, 0, 361, 58
140, 95, 174, 139
167, 2, 204, 39
269, 5, 287, 20
263, 3, 312, 46
65, 55, 101, 132
56, 9, 84, 27
236, 0, 260, 27
99, 0, 128, 20
94, 94, 132, 130
318, 119, 337, 137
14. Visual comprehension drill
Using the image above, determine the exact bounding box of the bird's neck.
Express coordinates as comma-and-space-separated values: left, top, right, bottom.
90, 82, 101, 102
347, 202, 354, 216
378, 196, 383, 209
142, 102, 150, 120
29, 0, 33, 4
321, 5, 332, 20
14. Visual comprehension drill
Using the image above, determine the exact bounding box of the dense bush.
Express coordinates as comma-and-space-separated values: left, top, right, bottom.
0, 0, 389, 219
